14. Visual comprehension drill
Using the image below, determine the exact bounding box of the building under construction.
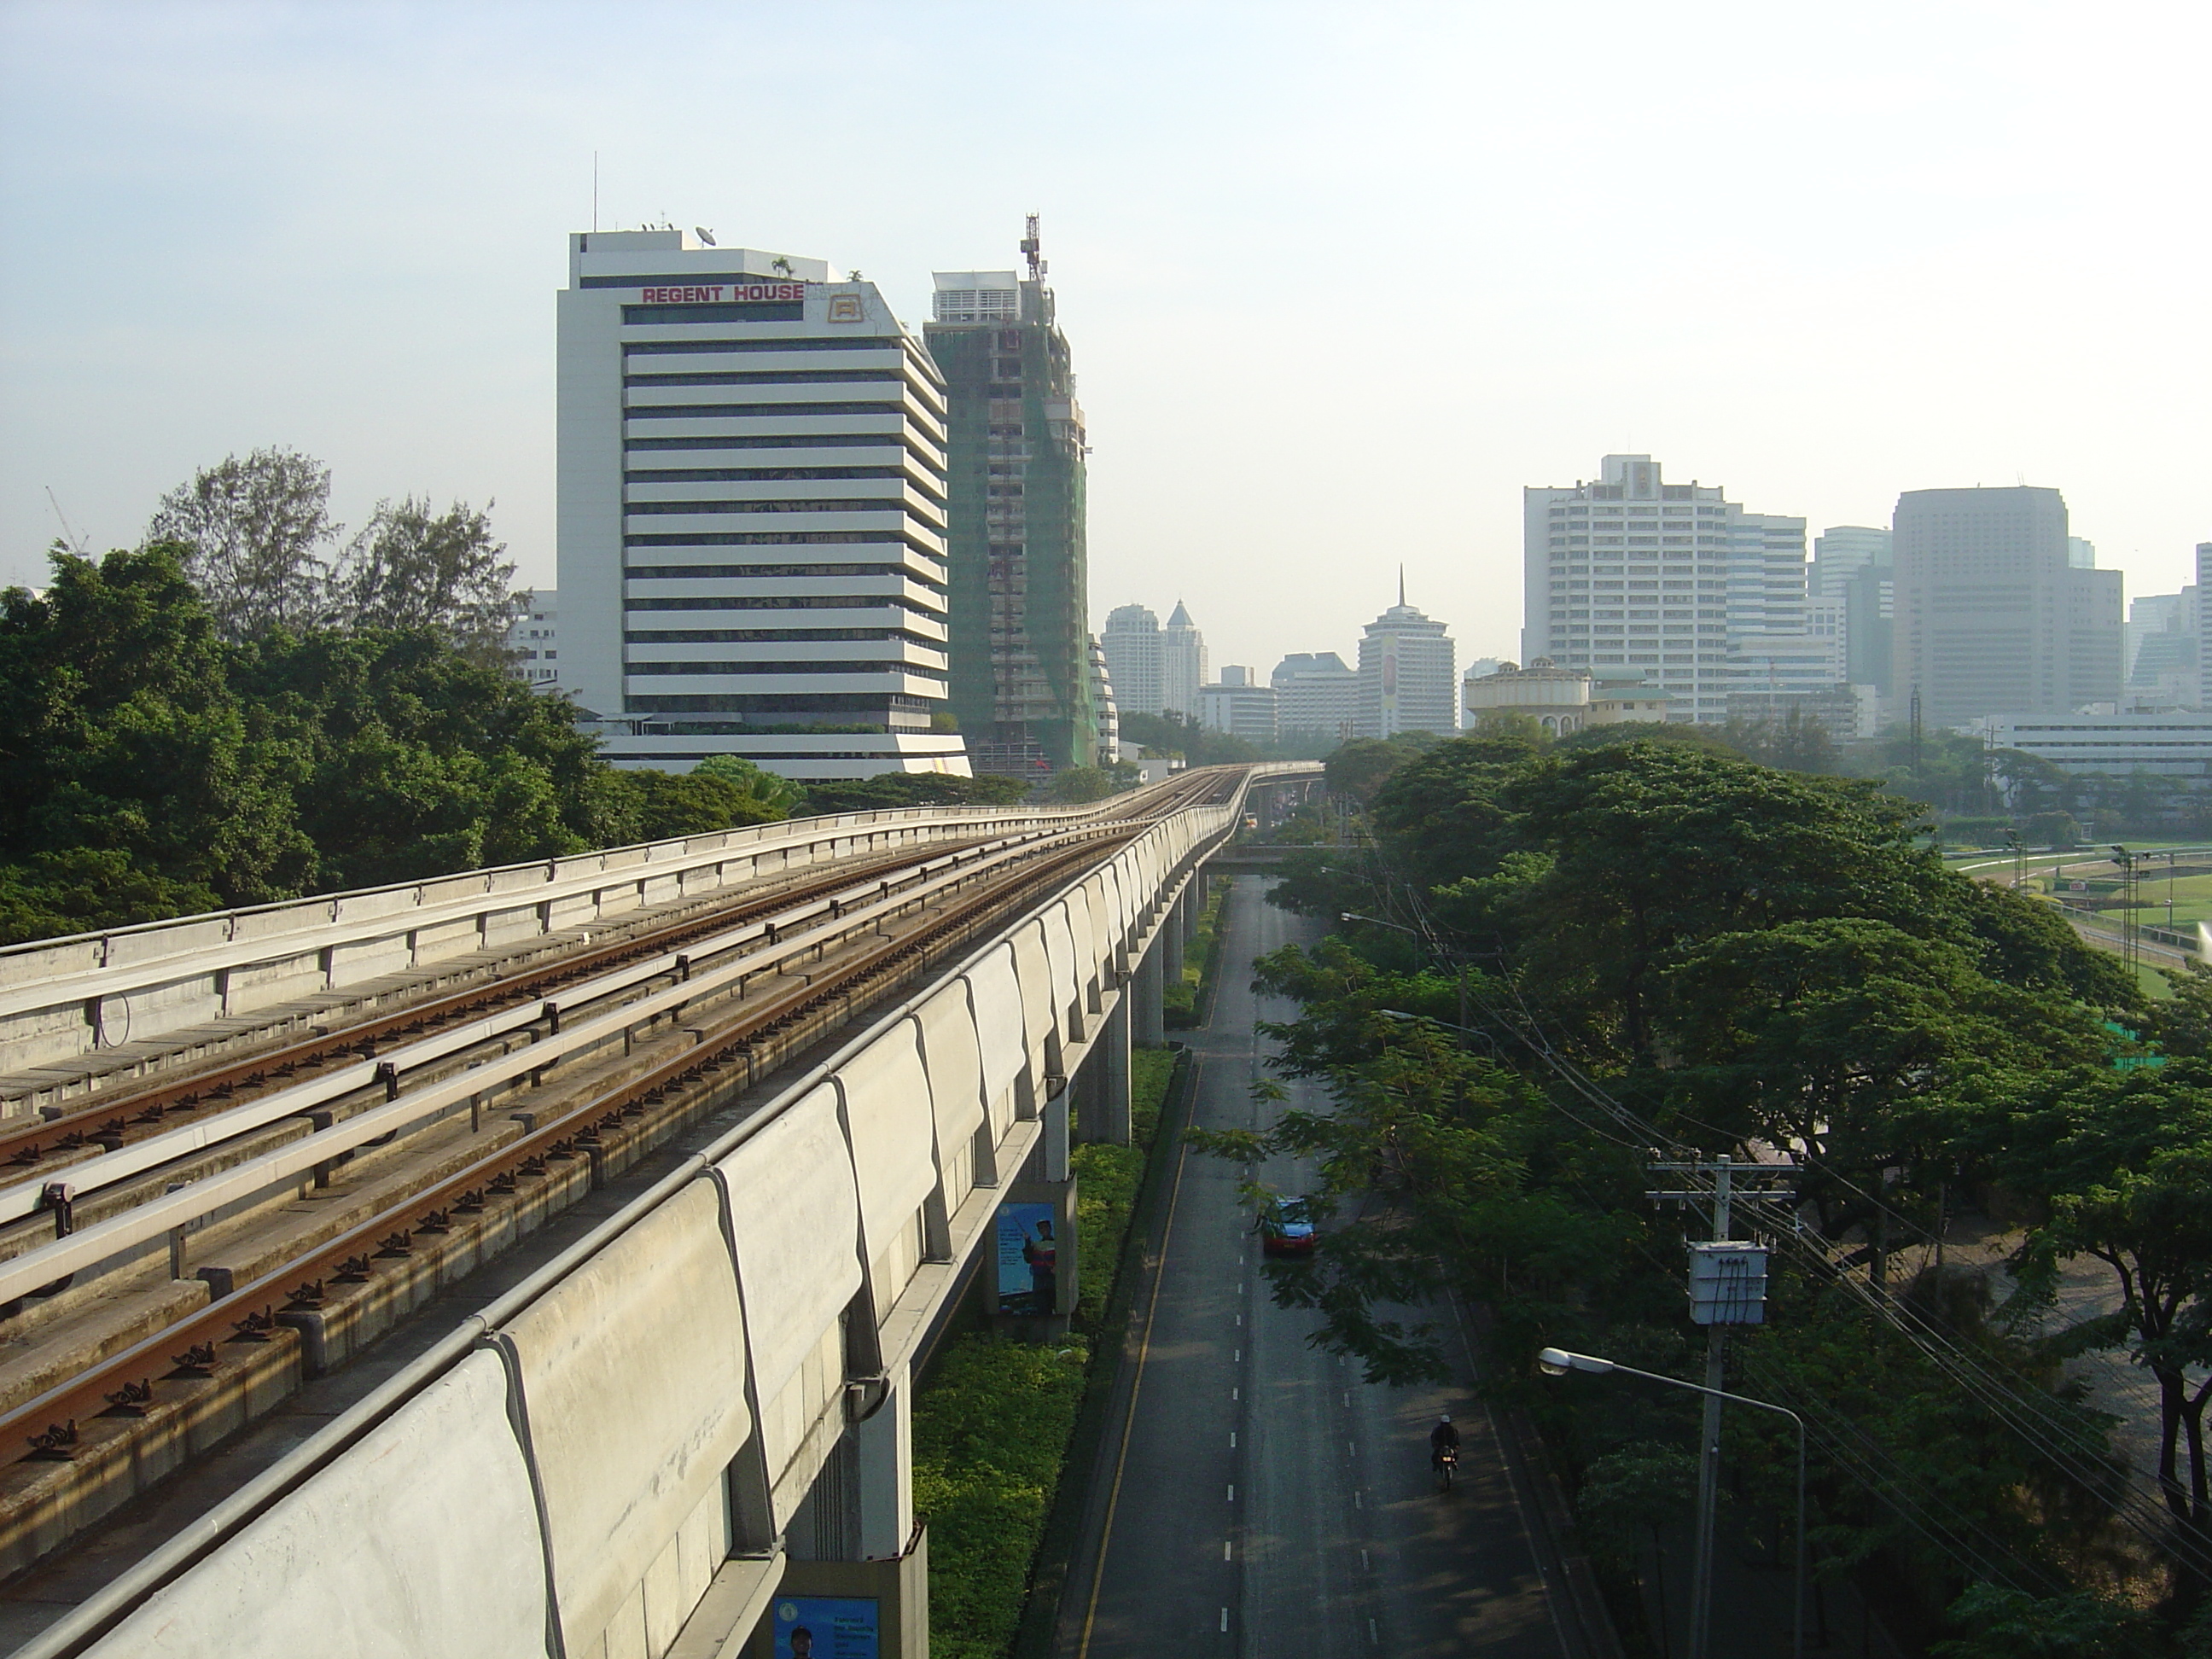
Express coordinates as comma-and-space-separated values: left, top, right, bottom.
927, 219, 1095, 774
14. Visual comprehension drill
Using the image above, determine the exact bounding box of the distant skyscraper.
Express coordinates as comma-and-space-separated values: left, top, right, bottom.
2127, 591, 2197, 709
1355, 585, 1456, 737
1523, 453, 1811, 724
1812, 526, 1895, 692
555, 229, 967, 777
1809, 527, 1891, 598
1199, 667, 1278, 742
926, 222, 1093, 775
1891, 486, 2123, 725
1101, 604, 1162, 715
1161, 601, 1207, 718
1272, 652, 1357, 740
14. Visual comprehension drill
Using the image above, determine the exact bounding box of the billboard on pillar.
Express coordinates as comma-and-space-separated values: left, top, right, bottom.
774, 1596, 879, 1657
994, 1202, 1058, 1314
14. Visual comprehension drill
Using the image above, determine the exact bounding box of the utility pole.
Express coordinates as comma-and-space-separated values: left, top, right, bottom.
1649, 1154, 1790, 1659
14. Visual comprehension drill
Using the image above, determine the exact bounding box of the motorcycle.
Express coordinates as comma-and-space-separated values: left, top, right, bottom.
1432, 1441, 1458, 1492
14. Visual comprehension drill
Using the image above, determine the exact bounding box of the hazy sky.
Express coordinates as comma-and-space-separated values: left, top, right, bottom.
3, 1, 2205, 672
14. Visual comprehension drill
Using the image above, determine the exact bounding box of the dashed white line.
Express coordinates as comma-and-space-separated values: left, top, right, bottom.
1224, 1540, 1232, 1560
1230, 1431, 1237, 1447
1360, 1548, 1371, 1571
1220, 1608, 1230, 1633
1368, 1616, 1379, 1644
1227, 1484, 1236, 1501
1353, 1490, 1362, 1509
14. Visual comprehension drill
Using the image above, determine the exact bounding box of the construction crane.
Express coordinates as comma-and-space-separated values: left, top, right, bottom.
1021, 212, 1046, 282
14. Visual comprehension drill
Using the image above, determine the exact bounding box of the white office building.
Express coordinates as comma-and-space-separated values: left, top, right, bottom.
1199, 667, 1278, 742
1273, 652, 1357, 741
556, 228, 969, 777
1978, 713, 2212, 779
1101, 604, 1163, 716
504, 590, 561, 689
1086, 635, 1120, 770
1522, 453, 1820, 724
1161, 601, 1207, 719
1355, 589, 1457, 737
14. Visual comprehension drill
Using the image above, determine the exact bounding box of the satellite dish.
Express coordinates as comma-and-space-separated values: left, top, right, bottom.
695, 227, 717, 246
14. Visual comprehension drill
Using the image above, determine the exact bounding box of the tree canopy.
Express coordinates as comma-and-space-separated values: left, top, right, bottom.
0, 546, 796, 944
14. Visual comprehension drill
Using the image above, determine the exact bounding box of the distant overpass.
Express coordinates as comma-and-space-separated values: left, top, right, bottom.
0, 762, 1320, 1659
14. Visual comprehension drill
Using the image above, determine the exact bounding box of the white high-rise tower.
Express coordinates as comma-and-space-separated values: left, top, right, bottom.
556, 229, 969, 777
1522, 453, 1811, 724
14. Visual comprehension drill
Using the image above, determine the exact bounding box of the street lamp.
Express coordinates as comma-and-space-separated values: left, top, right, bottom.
1378, 1008, 1497, 1055
1539, 1346, 1807, 1659
1339, 911, 1418, 936
2111, 845, 2138, 976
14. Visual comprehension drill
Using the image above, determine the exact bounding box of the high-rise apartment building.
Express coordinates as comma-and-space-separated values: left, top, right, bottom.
1523, 454, 1812, 723
1161, 602, 1207, 719
556, 230, 968, 777
1101, 604, 1162, 716
1890, 486, 2123, 725
1813, 526, 1895, 695
925, 224, 1093, 775
1355, 589, 1456, 737
1273, 652, 1357, 741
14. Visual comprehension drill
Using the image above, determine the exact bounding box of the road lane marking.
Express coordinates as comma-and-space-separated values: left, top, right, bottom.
1230, 1432, 1237, 1447
1224, 1540, 1232, 1560
1076, 1058, 1206, 1659
1228, 1484, 1236, 1500
1360, 1549, 1370, 1571
1220, 1608, 1230, 1633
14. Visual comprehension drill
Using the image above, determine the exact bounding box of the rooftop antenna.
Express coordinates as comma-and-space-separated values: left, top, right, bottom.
1398, 564, 1406, 607
695, 227, 717, 246
1021, 212, 1045, 282
44, 486, 87, 555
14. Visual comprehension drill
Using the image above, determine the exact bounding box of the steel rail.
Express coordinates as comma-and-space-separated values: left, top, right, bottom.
0, 824, 1102, 1157
0, 829, 1062, 1229
0, 819, 1140, 1309
0, 823, 1148, 1464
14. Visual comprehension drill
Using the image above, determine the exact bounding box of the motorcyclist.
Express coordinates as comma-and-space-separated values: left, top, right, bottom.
1429, 1414, 1461, 1469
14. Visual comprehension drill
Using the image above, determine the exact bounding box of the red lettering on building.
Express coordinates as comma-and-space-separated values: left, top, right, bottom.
632, 281, 807, 305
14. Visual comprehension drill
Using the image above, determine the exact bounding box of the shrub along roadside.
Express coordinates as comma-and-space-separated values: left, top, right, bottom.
911, 1045, 1185, 1657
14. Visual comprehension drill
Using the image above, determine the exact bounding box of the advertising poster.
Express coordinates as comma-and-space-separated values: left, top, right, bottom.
994, 1202, 1057, 1315
772, 1596, 878, 1658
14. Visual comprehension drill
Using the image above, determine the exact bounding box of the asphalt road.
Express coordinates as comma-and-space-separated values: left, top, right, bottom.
1069, 878, 1566, 1659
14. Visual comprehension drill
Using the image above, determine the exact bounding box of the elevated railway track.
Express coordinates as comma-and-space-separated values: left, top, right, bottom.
0, 765, 1295, 1639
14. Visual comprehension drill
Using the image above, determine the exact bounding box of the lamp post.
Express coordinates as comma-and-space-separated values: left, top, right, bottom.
1540, 1346, 1807, 1659
2002, 828, 2023, 891
2111, 845, 2137, 977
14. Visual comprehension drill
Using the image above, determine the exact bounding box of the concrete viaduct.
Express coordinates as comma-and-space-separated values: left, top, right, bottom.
0, 763, 1322, 1659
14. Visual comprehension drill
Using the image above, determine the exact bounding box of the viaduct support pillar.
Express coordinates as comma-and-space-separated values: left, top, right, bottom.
1083, 995, 1133, 1145
1132, 940, 1165, 1048
768, 1362, 929, 1658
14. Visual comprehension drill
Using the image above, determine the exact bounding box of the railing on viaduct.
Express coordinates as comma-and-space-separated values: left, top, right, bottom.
9, 762, 1321, 1659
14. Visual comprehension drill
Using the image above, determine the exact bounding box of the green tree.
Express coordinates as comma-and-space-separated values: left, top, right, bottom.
691, 754, 803, 819
328, 496, 517, 657
1042, 765, 1120, 804
0, 546, 312, 919
800, 773, 1027, 815
144, 447, 338, 638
